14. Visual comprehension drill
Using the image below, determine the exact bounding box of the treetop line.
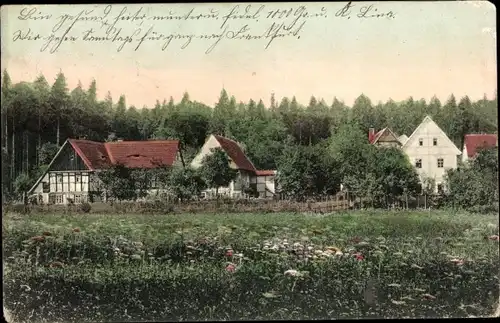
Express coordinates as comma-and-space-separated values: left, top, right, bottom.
1, 69, 497, 204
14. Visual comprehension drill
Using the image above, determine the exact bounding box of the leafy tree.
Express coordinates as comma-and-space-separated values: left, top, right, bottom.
13, 172, 35, 204
211, 88, 231, 135
37, 142, 59, 165
276, 138, 340, 200
350, 94, 373, 130
329, 123, 375, 184
50, 71, 70, 146
97, 164, 136, 203
199, 147, 237, 197
130, 169, 153, 200
371, 147, 421, 206
445, 147, 498, 211
168, 166, 206, 202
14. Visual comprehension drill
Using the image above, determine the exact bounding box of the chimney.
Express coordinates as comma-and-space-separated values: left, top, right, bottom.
368, 128, 375, 143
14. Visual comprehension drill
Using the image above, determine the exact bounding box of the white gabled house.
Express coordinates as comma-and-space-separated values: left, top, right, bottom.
401, 116, 462, 193
398, 134, 409, 146
191, 134, 277, 199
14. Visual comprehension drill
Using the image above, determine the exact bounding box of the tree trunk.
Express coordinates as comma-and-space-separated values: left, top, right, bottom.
23, 191, 28, 212
4, 110, 7, 150
25, 131, 29, 173
4, 113, 9, 192
56, 117, 60, 147
11, 123, 15, 187
38, 114, 41, 166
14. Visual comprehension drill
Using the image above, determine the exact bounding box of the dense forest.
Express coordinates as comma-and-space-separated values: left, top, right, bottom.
1, 69, 498, 202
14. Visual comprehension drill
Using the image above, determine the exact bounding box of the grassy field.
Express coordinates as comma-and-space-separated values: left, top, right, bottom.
3, 210, 499, 321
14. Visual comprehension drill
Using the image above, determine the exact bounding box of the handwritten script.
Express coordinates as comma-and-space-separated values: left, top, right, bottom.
12, 2, 396, 54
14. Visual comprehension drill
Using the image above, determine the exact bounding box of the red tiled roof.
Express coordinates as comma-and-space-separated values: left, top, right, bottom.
464, 134, 498, 158
68, 139, 111, 170
256, 170, 276, 176
368, 128, 401, 145
213, 135, 256, 172
369, 129, 384, 144
67, 139, 181, 170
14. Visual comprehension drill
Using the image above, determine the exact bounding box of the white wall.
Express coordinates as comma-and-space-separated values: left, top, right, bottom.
191, 135, 222, 169
32, 173, 49, 194
253, 174, 276, 198
192, 135, 250, 197
31, 171, 92, 205
403, 117, 461, 190
461, 145, 469, 163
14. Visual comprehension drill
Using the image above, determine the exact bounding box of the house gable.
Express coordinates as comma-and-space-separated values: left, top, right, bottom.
51, 142, 89, 171
190, 134, 257, 172
402, 116, 461, 155
28, 140, 93, 194
190, 135, 222, 169
372, 128, 401, 146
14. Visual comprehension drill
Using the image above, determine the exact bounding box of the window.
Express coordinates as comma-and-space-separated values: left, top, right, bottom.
415, 159, 422, 168
57, 174, 63, 183
55, 194, 64, 204
437, 158, 444, 168
418, 138, 423, 146
74, 195, 81, 203
433, 138, 438, 146
437, 184, 444, 194
75, 173, 81, 183
42, 182, 50, 193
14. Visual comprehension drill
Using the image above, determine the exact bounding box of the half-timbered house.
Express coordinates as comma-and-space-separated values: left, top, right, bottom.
28, 139, 184, 205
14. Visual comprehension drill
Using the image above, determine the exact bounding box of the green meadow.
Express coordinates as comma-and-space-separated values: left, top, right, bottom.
3, 210, 499, 321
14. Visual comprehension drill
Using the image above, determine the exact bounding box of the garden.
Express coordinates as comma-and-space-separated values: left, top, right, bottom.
3, 210, 499, 322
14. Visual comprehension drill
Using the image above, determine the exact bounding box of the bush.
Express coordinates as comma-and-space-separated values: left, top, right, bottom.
4, 203, 30, 214
138, 200, 174, 214
80, 202, 92, 213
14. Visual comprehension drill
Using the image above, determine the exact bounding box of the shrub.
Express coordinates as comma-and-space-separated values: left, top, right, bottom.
138, 200, 174, 214
80, 202, 92, 213
5, 203, 30, 214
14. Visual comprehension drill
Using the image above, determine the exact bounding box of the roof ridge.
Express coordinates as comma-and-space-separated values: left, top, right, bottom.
106, 139, 179, 144
213, 134, 257, 172
214, 134, 239, 144
68, 138, 101, 144
103, 142, 116, 164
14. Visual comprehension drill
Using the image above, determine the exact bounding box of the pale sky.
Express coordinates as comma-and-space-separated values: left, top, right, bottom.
1, 1, 497, 108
